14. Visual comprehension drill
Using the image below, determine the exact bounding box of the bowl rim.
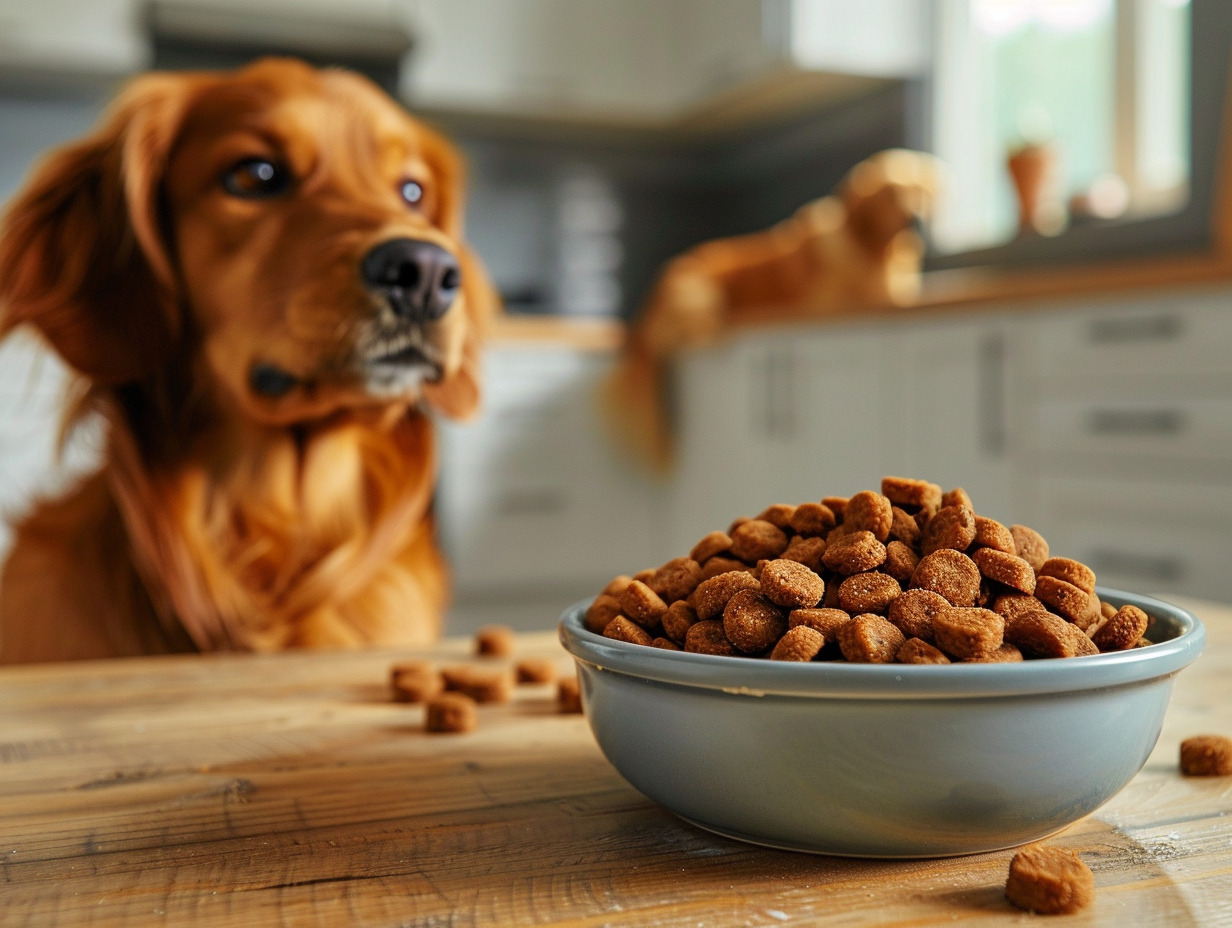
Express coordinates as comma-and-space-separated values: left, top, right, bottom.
559, 587, 1206, 700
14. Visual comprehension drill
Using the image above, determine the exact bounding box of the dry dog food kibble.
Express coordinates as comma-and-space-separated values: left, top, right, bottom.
585, 476, 1161, 666
425, 692, 478, 734
1180, 735, 1232, 776
390, 660, 444, 703
441, 666, 515, 704
475, 625, 515, 657
1005, 845, 1095, 915
759, 558, 826, 609
515, 657, 558, 685
557, 676, 583, 713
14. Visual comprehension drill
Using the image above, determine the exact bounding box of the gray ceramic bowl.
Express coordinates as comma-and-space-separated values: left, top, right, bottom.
559, 587, 1204, 858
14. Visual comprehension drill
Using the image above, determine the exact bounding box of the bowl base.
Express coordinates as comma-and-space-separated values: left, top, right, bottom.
678, 814, 1062, 860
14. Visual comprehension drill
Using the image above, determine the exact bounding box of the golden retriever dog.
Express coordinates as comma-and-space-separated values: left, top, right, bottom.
0, 58, 497, 662
604, 149, 939, 471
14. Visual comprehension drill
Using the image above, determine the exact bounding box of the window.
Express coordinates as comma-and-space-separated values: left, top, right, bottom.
932, 0, 1191, 253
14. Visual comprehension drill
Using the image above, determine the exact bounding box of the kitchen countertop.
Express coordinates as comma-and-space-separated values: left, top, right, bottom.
2, 597, 1230, 927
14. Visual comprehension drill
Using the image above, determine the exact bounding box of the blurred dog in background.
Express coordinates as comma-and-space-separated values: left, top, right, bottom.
604, 149, 940, 471
0, 58, 498, 662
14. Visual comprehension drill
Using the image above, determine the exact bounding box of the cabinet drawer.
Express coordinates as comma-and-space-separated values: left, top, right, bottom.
1029, 476, 1232, 602
1034, 394, 1232, 461
1034, 295, 1232, 383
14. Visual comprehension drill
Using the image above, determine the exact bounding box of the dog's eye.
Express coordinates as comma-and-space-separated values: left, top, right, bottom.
222, 159, 291, 198
400, 180, 424, 208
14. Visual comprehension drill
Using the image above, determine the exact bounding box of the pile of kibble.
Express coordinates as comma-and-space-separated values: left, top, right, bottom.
585, 476, 1154, 664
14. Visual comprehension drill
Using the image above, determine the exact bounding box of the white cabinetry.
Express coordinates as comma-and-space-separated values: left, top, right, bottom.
399, 0, 928, 125
436, 343, 667, 613
0, 0, 144, 77
1019, 292, 1232, 602
667, 314, 1019, 552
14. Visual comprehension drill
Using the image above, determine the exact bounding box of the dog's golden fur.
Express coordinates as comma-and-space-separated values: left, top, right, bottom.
0, 59, 497, 662
605, 149, 939, 471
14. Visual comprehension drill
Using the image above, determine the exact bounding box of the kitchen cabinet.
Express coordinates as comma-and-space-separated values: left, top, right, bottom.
1018, 291, 1232, 602
399, 0, 928, 126
435, 343, 668, 608
0, 0, 144, 78
667, 314, 1018, 552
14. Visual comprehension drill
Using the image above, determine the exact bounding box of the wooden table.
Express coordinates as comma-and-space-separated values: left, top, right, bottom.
2, 599, 1230, 928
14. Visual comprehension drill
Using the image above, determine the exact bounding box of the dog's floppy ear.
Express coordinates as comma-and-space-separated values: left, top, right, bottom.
0, 72, 200, 384
417, 128, 499, 422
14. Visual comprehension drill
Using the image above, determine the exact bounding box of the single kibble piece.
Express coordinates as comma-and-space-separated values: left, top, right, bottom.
972, 516, 1016, 554
964, 641, 1024, 663
881, 476, 942, 512
838, 614, 905, 663
883, 540, 920, 585
920, 504, 977, 556
684, 619, 739, 656
1009, 524, 1050, 571
821, 496, 849, 520
932, 607, 1004, 660
822, 530, 887, 575
769, 625, 825, 661
730, 519, 790, 562
440, 666, 515, 704
909, 549, 981, 607
780, 535, 827, 573
661, 599, 699, 644
557, 676, 583, 713
390, 661, 444, 703
515, 657, 558, 685
650, 556, 702, 603
790, 502, 836, 537
756, 503, 797, 530
690, 570, 761, 619
584, 594, 623, 633
651, 637, 682, 650
1003, 609, 1078, 659
1038, 557, 1097, 595
690, 530, 732, 564
788, 607, 852, 644
475, 624, 515, 657
759, 558, 826, 609
886, 588, 949, 643
1034, 575, 1092, 625
620, 580, 668, 628
843, 490, 893, 541
1091, 604, 1149, 652
888, 507, 922, 547
837, 572, 902, 615
602, 615, 654, 647
896, 637, 950, 664
940, 487, 973, 511
425, 693, 478, 734
699, 555, 748, 581
601, 574, 633, 598
1004, 845, 1095, 915
723, 589, 788, 654
1179, 735, 1232, 776
971, 547, 1036, 595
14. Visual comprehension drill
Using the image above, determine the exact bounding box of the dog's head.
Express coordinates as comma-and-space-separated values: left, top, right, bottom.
0, 57, 496, 427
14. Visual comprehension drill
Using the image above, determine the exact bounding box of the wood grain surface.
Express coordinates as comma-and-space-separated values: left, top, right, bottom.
1, 599, 1230, 928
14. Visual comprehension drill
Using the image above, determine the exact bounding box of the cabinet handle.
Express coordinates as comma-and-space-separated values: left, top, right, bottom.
493, 488, 567, 516
1087, 409, 1184, 436
1086, 550, 1184, 584
754, 348, 795, 440
1087, 313, 1181, 344
977, 332, 1006, 456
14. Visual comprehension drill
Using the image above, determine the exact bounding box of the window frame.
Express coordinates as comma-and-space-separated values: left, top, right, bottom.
923, 0, 1228, 272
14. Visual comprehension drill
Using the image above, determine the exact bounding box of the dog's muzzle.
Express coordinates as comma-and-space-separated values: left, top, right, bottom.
361, 238, 461, 323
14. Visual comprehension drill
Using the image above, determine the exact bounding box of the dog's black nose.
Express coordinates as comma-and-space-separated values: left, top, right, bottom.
361, 238, 461, 322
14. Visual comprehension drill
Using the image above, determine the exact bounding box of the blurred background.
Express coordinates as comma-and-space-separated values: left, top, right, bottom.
1, 0, 1228, 632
